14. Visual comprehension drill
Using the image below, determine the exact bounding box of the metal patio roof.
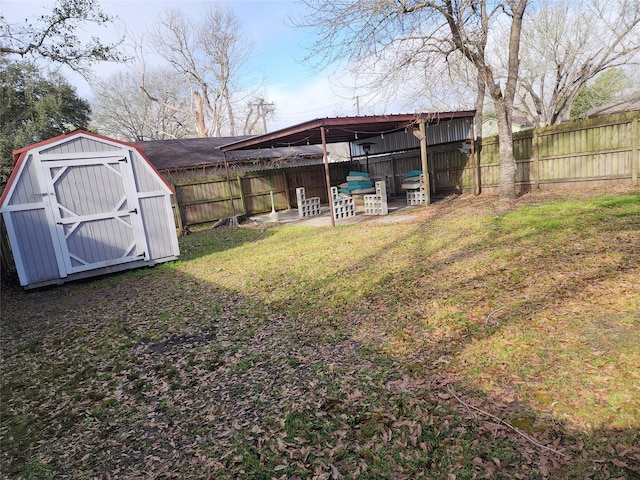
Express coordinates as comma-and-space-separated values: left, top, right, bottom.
220, 111, 476, 151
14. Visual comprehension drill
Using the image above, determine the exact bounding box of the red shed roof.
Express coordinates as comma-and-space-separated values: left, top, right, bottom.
1, 130, 174, 206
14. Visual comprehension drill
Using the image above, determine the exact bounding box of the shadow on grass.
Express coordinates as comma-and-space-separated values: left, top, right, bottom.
253, 190, 640, 477
1, 191, 638, 479
177, 224, 276, 262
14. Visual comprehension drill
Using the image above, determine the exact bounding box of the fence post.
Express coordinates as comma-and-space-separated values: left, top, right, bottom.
632, 116, 639, 186
532, 129, 540, 189
282, 170, 291, 208
237, 176, 247, 215
170, 185, 185, 235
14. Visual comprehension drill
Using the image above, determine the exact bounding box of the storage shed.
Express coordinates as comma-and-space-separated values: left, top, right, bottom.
0, 130, 180, 289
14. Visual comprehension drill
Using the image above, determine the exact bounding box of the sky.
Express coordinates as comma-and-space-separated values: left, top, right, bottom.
1, 0, 384, 131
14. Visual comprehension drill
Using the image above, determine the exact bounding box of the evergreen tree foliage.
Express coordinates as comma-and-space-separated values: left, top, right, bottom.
0, 59, 90, 184
570, 68, 631, 120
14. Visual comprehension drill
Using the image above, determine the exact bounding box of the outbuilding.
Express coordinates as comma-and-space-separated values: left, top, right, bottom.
0, 130, 180, 289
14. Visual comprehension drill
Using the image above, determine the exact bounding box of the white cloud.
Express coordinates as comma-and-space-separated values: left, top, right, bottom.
267, 74, 359, 130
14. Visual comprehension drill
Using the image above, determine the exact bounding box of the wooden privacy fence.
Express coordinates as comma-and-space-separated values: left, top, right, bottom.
4, 110, 636, 267
450, 111, 639, 193
170, 110, 639, 229
170, 163, 352, 228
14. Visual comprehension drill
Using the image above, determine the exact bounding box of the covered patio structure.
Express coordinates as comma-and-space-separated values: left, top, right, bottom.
221, 111, 476, 226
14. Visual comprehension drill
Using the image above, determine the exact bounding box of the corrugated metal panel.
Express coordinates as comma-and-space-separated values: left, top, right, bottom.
140, 196, 178, 260
351, 118, 471, 156
7, 154, 42, 206
12, 209, 59, 283
40, 137, 118, 155
425, 118, 471, 145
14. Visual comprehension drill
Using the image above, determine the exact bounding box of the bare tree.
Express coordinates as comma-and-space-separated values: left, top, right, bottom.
397, 46, 486, 138
243, 98, 276, 135
296, 0, 528, 200
91, 68, 193, 141
0, 0, 124, 76
140, 5, 265, 138
140, 8, 209, 137
199, 7, 253, 136
513, 0, 640, 127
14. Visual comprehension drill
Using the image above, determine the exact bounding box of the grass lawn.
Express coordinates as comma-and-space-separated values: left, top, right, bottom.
1, 186, 639, 479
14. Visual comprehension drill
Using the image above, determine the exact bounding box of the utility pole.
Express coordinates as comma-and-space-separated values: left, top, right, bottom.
245, 98, 275, 134
261, 101, 275, 133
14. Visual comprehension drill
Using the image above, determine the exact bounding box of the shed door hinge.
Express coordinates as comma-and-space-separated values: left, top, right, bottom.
119, 157, 128, 163
129, 208, 138, 214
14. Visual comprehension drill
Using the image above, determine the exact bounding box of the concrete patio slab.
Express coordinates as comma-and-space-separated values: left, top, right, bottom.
251, 199, 422, 227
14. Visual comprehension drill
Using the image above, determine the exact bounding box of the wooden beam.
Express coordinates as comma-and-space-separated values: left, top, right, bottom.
282, 170, 291, 209
237, 176, 247, 215
470, 120, 479, 195
532, 129, 540, 190
321, 126, 336, 227
170, 187, 185, 235
632, 116, 639, 186
419, 121, 431, 205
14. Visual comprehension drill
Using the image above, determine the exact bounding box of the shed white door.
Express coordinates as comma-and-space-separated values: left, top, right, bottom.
39, 151, 149, 276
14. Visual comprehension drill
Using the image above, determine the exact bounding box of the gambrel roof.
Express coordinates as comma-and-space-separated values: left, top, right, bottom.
1, 130, 180, 289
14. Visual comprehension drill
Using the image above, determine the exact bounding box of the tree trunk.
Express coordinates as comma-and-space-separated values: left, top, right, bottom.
193, 91, 208, 138
223, 85, 235, 136
494, 101, 517, 200
475, 72, 485, 139
492, 0, 527, 201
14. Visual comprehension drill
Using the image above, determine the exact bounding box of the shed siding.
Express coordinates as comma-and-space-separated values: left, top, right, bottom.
425, 119, 471, 145
65, 217, 134, 267
2, 131, 179, 288
40, 137, 118, 155
54, 164, 126, 217
7, 155, 42, 206
131, 154, 164, 193
140, 196, 178, 260
12, 209, 59, 283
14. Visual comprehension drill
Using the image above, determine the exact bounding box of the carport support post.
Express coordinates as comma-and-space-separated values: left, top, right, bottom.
419, 120, 431, 205
320, 126, 336, 227
470, 120, 479, 195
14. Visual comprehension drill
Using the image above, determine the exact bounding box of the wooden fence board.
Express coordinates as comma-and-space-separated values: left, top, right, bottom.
476, 111, 639, 192
169, 163, 351, 226
1, 112, 637, 265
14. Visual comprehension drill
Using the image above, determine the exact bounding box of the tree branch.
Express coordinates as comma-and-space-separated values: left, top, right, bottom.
447, 386, 566, 457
